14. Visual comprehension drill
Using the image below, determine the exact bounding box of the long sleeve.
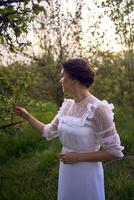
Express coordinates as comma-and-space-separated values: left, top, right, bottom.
42, 99, 69, 140
94, 101, 124, 158
42, 114, 59, 140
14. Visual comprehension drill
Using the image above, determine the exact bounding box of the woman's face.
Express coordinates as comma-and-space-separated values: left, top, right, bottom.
60, 68, 74, 95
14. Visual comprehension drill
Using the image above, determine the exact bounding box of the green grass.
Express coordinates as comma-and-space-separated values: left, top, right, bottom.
104, 159, 134, 200
0, 102, 134, 200
115, 106, 134, 155
0, 150, 59, 200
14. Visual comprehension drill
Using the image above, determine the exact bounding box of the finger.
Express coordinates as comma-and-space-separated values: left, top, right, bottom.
59, 153, 65, 157
60, 155, 65, 159
60, 158, 65, 163
13, 106, 22, 110
12, 108, 21, 113
59, 153, 65, 155
63, 160, 68, 164
12, 110, 22, 114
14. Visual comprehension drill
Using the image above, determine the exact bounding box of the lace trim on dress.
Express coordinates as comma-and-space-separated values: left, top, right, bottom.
58, 98, 73, 116
58, 99, 115, 127
97, 132, 117, 143
96, 124, 115, 135
86, 100, 114, 120
99, 134, 124, 157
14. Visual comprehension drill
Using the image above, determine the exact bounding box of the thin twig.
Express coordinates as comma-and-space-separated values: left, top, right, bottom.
0, 121, 22, 129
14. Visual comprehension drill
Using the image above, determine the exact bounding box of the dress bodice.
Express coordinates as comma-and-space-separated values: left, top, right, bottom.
43, 95, 124, 158
57, 96, 100, 152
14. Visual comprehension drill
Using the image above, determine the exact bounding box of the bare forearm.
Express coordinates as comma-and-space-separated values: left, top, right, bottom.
60, 150, 117, 164
25, 114, 45, 134
13, 107, 45, 134
77, 150, 116, 162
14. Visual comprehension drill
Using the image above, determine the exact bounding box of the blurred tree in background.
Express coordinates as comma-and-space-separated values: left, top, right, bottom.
94, 0, 134, 112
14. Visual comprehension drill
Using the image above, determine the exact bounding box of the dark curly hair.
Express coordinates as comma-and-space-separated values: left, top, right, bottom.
62, 58, 95, 88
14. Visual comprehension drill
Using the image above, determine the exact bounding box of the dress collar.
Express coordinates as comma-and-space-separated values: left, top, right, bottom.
74, 95, 94, 105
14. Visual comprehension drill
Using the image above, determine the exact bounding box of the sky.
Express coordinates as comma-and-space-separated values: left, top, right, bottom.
65, 0, 123, 52
0, 0, 126, 66
26, 0, 123, 54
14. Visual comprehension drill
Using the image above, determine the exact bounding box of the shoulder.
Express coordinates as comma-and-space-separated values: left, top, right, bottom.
61, 98, 74, 107
87, 97, 115, 120
58, 98, 74, 115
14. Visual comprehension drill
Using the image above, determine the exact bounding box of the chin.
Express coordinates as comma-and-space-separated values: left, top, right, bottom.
62, 87, 71, 96
64, 91, 71, 96
63, 90, 67, 95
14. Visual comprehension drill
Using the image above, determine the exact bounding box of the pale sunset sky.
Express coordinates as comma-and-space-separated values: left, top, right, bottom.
27, 0, 123, 54
0, 0, 126, 66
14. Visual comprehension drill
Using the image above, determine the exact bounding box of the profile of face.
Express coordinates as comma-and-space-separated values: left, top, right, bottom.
60, 68, 75, 95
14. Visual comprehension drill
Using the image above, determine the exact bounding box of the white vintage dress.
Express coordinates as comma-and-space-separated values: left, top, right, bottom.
42, 95, 124, 200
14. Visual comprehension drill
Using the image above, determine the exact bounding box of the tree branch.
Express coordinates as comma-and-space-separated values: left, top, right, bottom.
0, 0, 25, 7
0, 121, 22, 129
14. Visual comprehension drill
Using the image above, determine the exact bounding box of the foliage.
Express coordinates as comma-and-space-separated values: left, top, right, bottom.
0, 100, 59, 163
99, 0, 134, 113
30, 0, 99, 105
33, 54, 64, 107
0, 150, 59, 200
0, 59, 62, 134
32, 0, 96, 61
0, 0, 48, 52
104, 159, 134, 200
93, 51, 134, 107
0, 102, 60, 199
0, 62, 37, 134
30, 0, 134, 110
115, 106, 134, 155
101, 0, 134, 51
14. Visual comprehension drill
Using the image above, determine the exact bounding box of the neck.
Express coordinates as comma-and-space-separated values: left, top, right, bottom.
72, 87, 91, 103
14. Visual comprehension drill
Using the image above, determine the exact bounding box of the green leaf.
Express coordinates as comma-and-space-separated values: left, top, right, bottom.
6, 5, 14, 12
0, 36, 5, 44
32, 5, 45, 15
0, 8, 5, 14
15, 29, 22, 37
7, 14, 15, 20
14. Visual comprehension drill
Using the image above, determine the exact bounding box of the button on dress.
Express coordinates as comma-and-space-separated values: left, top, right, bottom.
43, 95, 124, 200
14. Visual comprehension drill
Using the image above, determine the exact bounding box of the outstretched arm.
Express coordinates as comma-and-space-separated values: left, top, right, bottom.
12, 107, 45, 134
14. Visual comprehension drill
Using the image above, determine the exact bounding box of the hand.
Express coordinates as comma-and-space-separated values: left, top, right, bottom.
59, 152, 80, 164
12, 107, 30, 120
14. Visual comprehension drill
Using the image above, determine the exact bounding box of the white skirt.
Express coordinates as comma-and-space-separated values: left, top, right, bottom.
57, 161, 105, 200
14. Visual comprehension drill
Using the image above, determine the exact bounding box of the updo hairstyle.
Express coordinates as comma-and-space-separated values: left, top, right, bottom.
62, 58, 95, 88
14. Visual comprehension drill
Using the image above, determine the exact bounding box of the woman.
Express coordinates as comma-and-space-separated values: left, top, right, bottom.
13, 58, 124, 200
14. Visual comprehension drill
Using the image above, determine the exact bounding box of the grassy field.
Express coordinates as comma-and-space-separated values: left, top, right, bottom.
0, 101, 134, 200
